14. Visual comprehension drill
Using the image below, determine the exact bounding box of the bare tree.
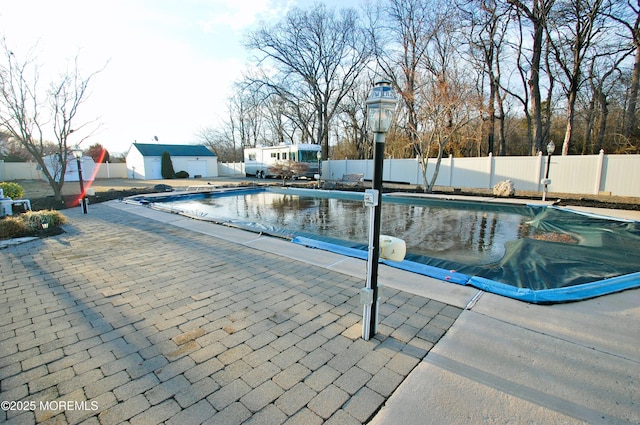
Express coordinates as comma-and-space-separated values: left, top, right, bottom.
334, 73, 373, 159
245, 4, 372, 159
0, 38, 103, 201
606, 1, 640, 141
546, 0, 609, 155
507, 0, 556, 154
460, 0, 512, 155
195, 126, 237, 162
370, 0, 441, 157
268, 160, 309, 185
416, 27, 480, 192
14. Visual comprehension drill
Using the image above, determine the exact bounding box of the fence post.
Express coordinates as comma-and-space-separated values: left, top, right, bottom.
448, 154, 454, 187
535, 151, 543, 191
487, 152, 494, 188
594, 149, 605, 195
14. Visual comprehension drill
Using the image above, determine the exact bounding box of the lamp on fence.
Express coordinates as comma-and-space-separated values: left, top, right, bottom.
541, 140, 555, 201
72, 146, 88, 214
361, 80, 398, 341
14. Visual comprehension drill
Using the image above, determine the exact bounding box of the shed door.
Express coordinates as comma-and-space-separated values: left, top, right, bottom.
150, 160, 162, 179
188, 160, 207, 178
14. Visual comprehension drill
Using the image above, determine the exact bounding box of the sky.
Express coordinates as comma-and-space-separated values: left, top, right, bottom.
1, 0, 358, 156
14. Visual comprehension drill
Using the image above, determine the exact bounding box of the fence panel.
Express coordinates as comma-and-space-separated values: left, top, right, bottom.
448, 157, 491, 189
94, 163, 128, 179
547, 155, 600, 195
218, 162, 245, 176
602, 155, 640, 197
0, 162, 41, 180
492, 156, 542, 192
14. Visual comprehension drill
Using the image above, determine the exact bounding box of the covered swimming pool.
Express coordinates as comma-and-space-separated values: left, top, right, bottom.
128, 187, 640, 304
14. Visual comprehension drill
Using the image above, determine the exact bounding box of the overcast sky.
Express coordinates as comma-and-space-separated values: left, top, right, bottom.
1, 0, 358, 155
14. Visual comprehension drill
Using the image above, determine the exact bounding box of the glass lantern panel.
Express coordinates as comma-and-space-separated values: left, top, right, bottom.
367, 106, 393, 133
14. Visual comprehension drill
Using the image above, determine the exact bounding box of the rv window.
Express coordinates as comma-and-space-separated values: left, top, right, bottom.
248, 154, 256, 161
299, 150, 320, 162
271, 153, 277, 159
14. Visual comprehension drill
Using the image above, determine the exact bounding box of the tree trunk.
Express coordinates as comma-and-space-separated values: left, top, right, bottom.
583, 92, 596, 154
530, 18, 545, 154
487, 79, 497, 155
624, 48, 640, 139
596, 89, 608, 151
426, 141, 445, 193
561, 90, 577, 155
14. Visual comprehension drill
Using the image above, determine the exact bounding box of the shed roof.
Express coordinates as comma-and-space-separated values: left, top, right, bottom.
132, 143, 216, 157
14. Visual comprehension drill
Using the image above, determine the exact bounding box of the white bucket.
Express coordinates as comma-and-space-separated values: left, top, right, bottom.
379, 235, 406, 262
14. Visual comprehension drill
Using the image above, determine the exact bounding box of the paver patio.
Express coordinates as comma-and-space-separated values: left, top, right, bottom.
1, 202, 462, 424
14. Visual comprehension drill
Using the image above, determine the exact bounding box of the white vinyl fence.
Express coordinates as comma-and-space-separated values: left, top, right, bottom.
0, 161, 128, 181
323, 151, 640, 197
3, 152, 639, 197
217, 162, 245, 176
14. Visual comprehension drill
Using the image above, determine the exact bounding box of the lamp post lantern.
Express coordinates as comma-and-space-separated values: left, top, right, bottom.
361, 80, 397, 341
541, 140, 555, 201
72, 146, 88, 214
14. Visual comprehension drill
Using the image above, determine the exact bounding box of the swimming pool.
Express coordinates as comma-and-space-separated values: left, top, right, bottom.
129, 187, 640, 304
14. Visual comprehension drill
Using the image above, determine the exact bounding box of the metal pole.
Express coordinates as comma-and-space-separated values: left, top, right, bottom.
542, 153, 551, 201
363, 132, 385, 340
545, 152, 552, 179
77, 158, 88, 214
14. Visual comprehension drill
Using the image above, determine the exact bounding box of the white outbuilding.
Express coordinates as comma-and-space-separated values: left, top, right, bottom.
41, 154, 97, 182
126, 143, 218, 180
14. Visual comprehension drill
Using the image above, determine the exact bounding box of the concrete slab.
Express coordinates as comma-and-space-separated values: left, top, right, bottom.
560, 205, 640, 222
472, 290, 640, 362
371, 306, 640, 425
388, 192, 555, 206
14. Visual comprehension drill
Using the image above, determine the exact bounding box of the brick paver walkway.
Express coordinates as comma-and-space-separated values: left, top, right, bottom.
1, 203, 462, 424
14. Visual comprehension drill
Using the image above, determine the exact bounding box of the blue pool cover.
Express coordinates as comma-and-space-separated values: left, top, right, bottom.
132, 187, 640, 304
291, 236, 640, 304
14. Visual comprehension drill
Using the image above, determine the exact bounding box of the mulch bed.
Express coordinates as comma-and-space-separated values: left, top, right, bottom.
29, 189, 156, 211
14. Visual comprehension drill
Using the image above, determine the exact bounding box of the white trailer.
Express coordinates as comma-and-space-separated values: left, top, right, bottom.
244, 143, 321, 179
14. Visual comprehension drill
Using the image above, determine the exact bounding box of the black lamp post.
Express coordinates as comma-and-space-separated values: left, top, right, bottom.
317, 151, 322, 188
362, 80, 397, 341
542, 140, 555, 201
72, 146, 88, 214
